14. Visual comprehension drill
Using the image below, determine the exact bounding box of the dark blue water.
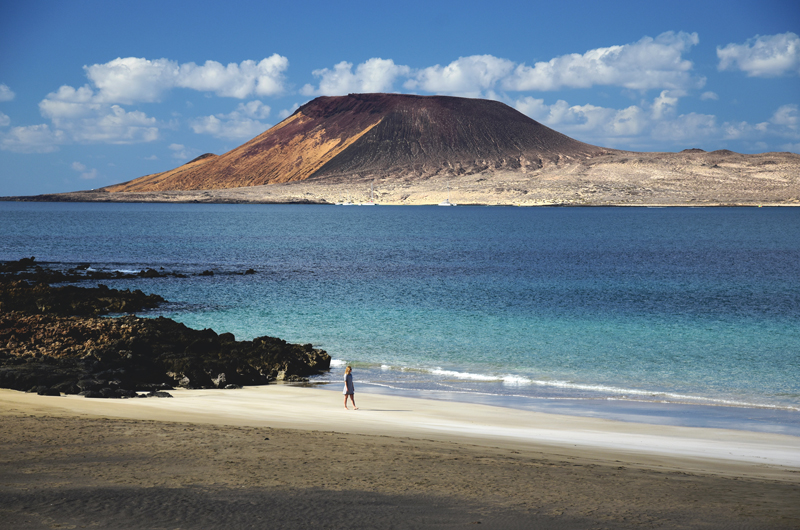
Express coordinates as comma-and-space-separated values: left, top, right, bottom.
2, 202, 799, 432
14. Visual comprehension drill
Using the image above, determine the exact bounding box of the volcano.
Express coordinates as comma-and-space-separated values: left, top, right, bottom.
105, 93, 610, 192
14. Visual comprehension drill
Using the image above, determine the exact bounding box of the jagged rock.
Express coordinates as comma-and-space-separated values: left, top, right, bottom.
99, 387, 119, 398
0, 280, 165, 316
0, 312, 331, 396
77, 379, 106, 392
148, 390, 173, 398
0, 260, 332, 398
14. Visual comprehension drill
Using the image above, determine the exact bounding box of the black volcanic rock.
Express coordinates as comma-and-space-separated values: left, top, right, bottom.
0, 312, 331, 395
0, 258, 332, 397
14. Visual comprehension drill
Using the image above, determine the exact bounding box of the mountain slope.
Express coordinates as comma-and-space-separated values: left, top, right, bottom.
105, 93, 610, 192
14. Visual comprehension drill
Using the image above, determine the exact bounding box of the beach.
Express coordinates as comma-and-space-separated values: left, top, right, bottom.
2, 386, 799, 529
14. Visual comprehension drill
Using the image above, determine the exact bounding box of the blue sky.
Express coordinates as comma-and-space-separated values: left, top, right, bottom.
1, 0, 798, 196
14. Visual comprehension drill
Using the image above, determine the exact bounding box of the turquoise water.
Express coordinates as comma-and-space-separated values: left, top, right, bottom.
2, 202, 799, 432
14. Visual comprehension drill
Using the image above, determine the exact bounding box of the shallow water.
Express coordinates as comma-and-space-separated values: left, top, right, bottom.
2, 202, 799, 432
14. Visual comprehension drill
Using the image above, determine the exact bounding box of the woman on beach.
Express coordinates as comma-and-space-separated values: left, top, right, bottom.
343, 366, 357, 410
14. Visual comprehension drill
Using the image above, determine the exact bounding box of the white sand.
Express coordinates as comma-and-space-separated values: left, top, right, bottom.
2, 385, 798, 481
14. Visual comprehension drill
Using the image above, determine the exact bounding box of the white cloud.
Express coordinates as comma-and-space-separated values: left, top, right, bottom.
0, 112, 9, 127
39, 85, 101, 119
56, 105, 159, 144
504, 32, 703, 91
515, 93, 799, 151
651, 90, 680, 120
700, 91, 719, 101
79, 168, 98, 180
769, 103, 798, 129
305, 33, 703, 99
9, 55, 287, 151
717, 32, 800, 77
516, 96, 648, 140
0, 124, 66, 153
301, 58, 411, 96
190, 100, 272, 140
70, 161, 97, 180
168, 143, 201, 160
0, 84, 14, 101
278, 103, 299, 120
749, 104, 800, 141
84, 55, 289, 104
404, 55, 515, 97
652, 112, 718, 142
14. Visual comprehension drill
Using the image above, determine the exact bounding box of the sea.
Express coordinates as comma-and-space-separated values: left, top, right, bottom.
2, 202, 799, 435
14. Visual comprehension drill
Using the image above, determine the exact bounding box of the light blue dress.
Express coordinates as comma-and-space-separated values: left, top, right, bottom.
343, 373, 354, 395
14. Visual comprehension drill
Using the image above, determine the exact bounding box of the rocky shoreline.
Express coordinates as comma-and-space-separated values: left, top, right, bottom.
0, 258, 331, 398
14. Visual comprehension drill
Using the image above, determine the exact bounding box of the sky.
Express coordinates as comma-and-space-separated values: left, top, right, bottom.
0, 0, 798, 196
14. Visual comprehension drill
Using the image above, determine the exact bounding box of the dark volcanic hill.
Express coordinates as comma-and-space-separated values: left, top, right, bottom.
105, 93, 610, 192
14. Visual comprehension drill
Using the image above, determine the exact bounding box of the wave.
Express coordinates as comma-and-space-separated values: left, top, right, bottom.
365, 365, 800, 412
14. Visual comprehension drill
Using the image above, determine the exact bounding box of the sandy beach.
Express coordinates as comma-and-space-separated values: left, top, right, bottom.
1, 386, 799, 529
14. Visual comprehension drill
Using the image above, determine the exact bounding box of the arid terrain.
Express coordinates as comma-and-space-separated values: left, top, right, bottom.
18, 148, 800, 206
4, 94, 799, 206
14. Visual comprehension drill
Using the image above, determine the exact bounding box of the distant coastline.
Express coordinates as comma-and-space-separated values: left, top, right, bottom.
4, 148, 799, 207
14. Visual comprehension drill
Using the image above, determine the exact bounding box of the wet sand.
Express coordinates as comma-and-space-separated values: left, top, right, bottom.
1, 386, 799, 529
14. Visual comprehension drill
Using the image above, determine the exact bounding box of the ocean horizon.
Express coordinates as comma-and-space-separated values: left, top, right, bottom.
2, 202, 798, 435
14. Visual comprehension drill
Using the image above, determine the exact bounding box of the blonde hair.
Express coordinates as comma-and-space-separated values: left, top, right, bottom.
345, 366, 352, 374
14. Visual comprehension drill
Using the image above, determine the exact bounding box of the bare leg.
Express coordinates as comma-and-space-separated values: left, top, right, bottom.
349, 394, 358, 410
344, 394, 349, 409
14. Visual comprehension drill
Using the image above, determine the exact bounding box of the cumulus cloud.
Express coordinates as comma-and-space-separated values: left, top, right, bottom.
168, 143, 195, 160
515, 92, 799, 151
515, 96, 648, 139
55, 104, 158, 144
651, 90, 680, 120
504, 32, 703, 92
305, 35, 703, 100
769, 103, 798, 129
301, 58, 411, 96
652, 112, 718, 142
0, 124, 66, 153
0, 112, 9, 127
278, 103, 300, 120
84, 55, 289, 103
0, 84, 14, 101
717, 32, 800, 77
34, 84, 159, 144
754, 104, 799, 141
5, 55, 288, 152
71, 161, 97, 180
190, 100, 272, 139
700, 91, 719, 101
404, 55, 515, 97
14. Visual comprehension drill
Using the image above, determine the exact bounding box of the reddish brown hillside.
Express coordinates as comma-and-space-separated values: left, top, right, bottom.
105, 93, 610, 192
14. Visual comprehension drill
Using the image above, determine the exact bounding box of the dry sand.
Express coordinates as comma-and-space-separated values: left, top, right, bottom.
1, 386, 799, 529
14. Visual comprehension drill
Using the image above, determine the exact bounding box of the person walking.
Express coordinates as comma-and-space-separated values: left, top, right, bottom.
343, 366, 357, 410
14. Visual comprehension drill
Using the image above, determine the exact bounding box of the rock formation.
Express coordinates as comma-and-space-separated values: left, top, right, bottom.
0, 258, 331, 397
